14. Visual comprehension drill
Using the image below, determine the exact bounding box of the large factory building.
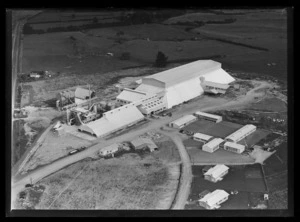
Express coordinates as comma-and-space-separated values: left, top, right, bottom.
117, 60, 235, 114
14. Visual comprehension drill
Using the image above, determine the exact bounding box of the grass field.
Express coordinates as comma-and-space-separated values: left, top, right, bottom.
182, 120, 242, 138
12, 120, 28, 166
21, 130, 93, 173
16, 154, 180, 209
22, 9, 287, 80
187, 147, 254, 165
237, 129, 271, 148
14, 133, 181, 209
248, 98, 287, 112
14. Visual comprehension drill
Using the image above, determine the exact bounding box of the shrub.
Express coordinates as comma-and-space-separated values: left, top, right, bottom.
154, 51, 168, 67
120, 52, 130, 60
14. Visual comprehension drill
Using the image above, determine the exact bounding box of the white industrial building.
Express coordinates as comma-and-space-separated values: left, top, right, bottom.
116, 60, 235, 114
224, 142, 245, 154
194, 111, 222, 123
198, 189, 230, 209
74, 87, 95, 105
99, 144, 120, 157
204, 164, 229, 183
78, 103, 144, 137
193, 133, 213, 143
202, 138, 224, 153
169, 115, 197, 129
202, 81, 230, 94
225, 124, 256, 143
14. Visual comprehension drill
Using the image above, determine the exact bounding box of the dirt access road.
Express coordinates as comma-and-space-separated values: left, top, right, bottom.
11, 80, 274, 208
158, 130, 192, 209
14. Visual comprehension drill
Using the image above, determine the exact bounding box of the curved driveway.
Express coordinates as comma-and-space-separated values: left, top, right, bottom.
159, 130, 192, 209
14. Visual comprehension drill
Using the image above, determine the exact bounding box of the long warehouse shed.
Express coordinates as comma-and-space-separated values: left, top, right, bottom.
225, 124, 256, 143
169, 115, 197, 129
78, 104, 144, 137
224, 142, 245, 154
116, 60, 235, 114
194, 111, 223, 123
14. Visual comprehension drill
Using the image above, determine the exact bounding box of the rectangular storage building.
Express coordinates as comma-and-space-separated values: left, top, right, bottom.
130, 137, 158, 151
202, 138, 224, 153
194, 111, 222, 123
169, 115, 197, 129
224, 142, 245, 154
78, 104, 144, 137
193, 133, 213, 143
198, 189, 230, 209
204, 164, 229, 183
225, 124, 256, 143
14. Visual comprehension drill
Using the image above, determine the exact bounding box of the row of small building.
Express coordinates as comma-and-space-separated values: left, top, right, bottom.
199, 164, 230, 209
169, 111, 257, 154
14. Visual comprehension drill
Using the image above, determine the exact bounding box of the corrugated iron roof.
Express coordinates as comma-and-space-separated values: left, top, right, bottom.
200, 189, 229, 207
225, 124, 256, 142
204, 164, 229, 179
144, 60, 221, 87
170, 115, 197, 127
75, 87, 93, 100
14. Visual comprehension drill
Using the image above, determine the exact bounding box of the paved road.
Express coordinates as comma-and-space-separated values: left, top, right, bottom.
158, 130, 192, 209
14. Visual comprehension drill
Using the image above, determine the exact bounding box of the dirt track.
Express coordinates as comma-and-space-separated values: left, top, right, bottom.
158, 130, 192, 209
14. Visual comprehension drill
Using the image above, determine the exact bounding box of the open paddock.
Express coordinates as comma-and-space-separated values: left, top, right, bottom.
186, 147, 254, 165
237, 129, 271, 148
182, 119, 242, 138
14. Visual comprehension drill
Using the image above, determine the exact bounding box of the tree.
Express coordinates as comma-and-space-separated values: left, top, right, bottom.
120, 52, 130, 60
154, 51, 168, 67
93, 17, 98, 24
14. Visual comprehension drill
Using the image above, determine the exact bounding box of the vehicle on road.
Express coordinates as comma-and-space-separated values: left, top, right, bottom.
68, 146, 87, 155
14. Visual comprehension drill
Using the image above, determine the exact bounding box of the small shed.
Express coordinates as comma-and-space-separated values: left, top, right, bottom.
199, 189, 229, 209
99, 144, 119, 157
130, 137, 158, 152
169, 115, 197, 129
193, 133, 213, 143
202, 138, 224, 153
204, 164, 229, 183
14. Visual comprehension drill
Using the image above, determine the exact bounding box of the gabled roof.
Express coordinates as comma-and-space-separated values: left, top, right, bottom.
204, 164, 229, 179
204, 138, 224, 148
193, 133, 213, 141
116, 88, 151, 103
144, 60, 221, 87
225, 124, 256, 142
195, 111, 222, 120
75, 87, 93, 100
224, 142, 245, 151
100, 144, 119, 153
200, 189, 229, 207
170, 115, 197, 126
204, 81, 231, 89
79, 105, 144, 137
131, 137, 157, 149
201, 68, 235, 85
